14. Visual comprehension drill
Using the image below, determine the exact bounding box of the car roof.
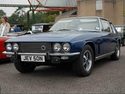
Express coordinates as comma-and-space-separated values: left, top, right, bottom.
60, 16, 109, 22
115, 25, 125, 27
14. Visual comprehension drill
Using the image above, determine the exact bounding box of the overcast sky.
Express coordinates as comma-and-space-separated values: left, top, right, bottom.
0, 0, 77, 16
0, 0, 29, 16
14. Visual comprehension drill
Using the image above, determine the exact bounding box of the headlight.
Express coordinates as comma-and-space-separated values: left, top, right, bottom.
53, 43, 61, 52
13, 43, 19, 51
6, 43, 12, 51
63, 43, 70, 52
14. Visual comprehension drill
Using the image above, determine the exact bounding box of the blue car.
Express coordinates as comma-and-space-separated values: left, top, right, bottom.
3, 17, 121, 76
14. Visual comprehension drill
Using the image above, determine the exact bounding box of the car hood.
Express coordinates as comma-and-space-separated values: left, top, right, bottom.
6, 31, 101, 43
6, 32, 27, 37
0, 36, 9, 41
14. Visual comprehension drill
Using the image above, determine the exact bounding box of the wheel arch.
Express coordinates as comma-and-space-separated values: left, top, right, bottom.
118, 39, 121, 46
84, 42, 96, 60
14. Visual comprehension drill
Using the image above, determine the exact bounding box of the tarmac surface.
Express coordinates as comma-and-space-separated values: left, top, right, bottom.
0, 47, 125, 94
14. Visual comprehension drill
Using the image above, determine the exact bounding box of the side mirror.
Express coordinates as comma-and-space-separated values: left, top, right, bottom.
95, 26, 100, 30
25, 31, 33, 34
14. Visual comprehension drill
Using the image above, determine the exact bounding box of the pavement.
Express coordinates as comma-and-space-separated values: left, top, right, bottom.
0, 47, 125, 94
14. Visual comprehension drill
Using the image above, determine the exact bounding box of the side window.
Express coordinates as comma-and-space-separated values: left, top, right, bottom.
101, 20, 111, 32
110, 24, 117, 34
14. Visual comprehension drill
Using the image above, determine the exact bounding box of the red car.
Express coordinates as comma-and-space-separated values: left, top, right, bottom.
0, 36, 9, 59
1, 23, 51, 60
0, 31, 27, 60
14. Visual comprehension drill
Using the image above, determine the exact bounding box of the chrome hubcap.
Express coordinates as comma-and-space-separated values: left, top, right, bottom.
116, 47, 120, 57
82, 50, 92, 72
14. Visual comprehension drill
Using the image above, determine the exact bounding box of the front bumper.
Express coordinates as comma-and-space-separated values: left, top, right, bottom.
3, 51, 80, 56
3, 51, 80, 63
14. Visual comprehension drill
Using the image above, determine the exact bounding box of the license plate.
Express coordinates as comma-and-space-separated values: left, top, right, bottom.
21, 55, 45, 62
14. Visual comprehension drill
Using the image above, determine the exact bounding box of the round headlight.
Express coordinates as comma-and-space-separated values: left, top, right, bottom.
13, 43, 19, 51
6, 43, 12, 51
63, 43, 70, 52
53, 43, 61, 52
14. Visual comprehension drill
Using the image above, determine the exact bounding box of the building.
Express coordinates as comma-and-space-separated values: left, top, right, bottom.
77, 0, 125, 25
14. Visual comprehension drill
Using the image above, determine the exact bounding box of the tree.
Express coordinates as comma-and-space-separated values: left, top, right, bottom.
8, 9, 59, 30
34, 11, 58, 23
0, 10, 6, 23
8, 8, 28, 29
0, 10, 6, 17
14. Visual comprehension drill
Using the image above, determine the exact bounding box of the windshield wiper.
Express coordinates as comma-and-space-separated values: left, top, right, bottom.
58, 29, 71, 31
48, 30, 53, 32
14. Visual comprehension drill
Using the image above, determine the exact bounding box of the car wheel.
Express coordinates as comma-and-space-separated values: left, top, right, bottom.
111, 43, 120, 60
14, 58, 36, 73
122, 39, 125, 46
73, 45, 94, 77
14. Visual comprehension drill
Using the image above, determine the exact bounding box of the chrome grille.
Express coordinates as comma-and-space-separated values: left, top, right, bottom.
19, 43, 52, 53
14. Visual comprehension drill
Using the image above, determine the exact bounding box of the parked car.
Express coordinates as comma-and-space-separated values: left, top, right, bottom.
31, 23, 53, 33
0, 36, 9, 60
115, 25, 125, 46
0, 31, 29, 60
4, 17, 121, 76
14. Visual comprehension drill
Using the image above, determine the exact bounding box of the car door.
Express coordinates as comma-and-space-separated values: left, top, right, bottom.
99, 19, 114, 55
110, 23, 119, 51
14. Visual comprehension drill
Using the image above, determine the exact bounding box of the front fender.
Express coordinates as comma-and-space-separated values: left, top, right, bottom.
0, 37, 9, 59
70, 40, 86, 53
70, 40, 97, 57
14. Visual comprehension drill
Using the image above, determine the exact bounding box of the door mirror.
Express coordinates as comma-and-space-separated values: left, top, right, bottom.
95, 26, 100, 30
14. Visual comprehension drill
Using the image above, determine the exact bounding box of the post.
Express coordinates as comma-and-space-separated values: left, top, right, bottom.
27, 10, 30, 30
32, 10, 35, 24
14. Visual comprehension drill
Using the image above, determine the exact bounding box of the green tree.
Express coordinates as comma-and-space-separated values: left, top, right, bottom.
0, 10, 6, 23
8, 10, 59, 30
34, 11, 58, 23
0, 10, 6, 17
9, 13, 28, 29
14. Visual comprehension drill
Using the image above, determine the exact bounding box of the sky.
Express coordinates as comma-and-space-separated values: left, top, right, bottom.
0, 0, 29, 16
0, 0, 77, 17
0, 7, 17, 16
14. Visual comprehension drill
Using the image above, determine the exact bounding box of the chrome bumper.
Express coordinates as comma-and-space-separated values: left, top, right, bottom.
3, 51, 80, 56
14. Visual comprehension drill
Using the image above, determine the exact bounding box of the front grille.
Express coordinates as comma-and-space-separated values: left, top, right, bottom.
19, 43, 52, 53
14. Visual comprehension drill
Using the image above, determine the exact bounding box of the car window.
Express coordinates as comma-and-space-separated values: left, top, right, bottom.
50, 18, 100, 32
110, 24, 117, 34
101, 20, 111, 32
78, 19, 100, 30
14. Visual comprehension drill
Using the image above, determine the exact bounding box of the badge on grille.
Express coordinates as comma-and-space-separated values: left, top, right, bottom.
41, 45, 46, 51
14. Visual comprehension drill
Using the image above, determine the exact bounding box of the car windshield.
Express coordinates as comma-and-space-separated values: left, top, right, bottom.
50, 18, 100, 32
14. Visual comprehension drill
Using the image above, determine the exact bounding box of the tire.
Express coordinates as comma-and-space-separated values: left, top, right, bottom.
111, 43, 120, 60
73, 45, 94, 77
122, 38, 125, 46
14, 57, 36, 73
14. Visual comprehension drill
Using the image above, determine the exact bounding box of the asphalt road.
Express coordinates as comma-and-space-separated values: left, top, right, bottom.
0, 47, 125, 94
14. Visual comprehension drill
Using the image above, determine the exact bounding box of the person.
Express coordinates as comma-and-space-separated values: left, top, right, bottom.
0, 16, 10, 36
12, 25, 22, 32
